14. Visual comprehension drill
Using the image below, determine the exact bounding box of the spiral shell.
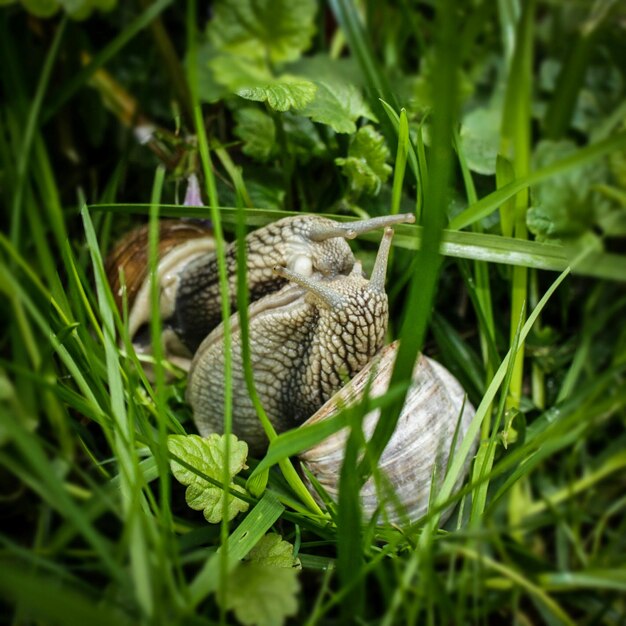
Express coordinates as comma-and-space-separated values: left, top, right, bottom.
105, 220, 214, 313
105, 219, 215, 367
299, 341, 477, 525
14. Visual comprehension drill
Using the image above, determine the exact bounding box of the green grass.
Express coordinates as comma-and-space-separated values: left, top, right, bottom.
1, 1, 626, 625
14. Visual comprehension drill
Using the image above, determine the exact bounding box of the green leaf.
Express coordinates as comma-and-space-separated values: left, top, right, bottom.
237, 75, 317, 112
209, 53, 273, 92
245, 170, 286, 210
188, 493, 285, 605
217, 533, 301, 625
234, 108, 276, 161
335, 126, 392, 195
572, 64, 624, 135
202, 0, 319, 111
459, 106, 502, 175
218, 563, 300, 626
220, 564, 299, 626
527, 139, 611, 241
193, 40, 229, 103
289, 54, 364, 87
247, 533, 301, 570
300, 80, 375, 134
233, 108, 325, 163
281, 113, 326, 161
168, 434, 249, 523
208, 0, 317, 64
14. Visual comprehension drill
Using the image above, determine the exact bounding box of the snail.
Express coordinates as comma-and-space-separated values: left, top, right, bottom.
106, 213, 476, 524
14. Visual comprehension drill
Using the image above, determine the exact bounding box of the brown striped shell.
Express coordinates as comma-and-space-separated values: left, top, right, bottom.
105, 220, 215, 369
105, 219, 214, 314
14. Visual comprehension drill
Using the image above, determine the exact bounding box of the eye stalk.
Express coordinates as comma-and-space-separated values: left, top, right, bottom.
340, 213, 414, 236
307, 212, 413, 243
368, 228, 394, 294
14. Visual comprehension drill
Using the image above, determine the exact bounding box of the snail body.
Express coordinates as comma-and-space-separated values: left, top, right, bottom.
187, 229, 394, 455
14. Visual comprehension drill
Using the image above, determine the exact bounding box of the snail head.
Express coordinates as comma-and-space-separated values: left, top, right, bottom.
274, 228, 394, 367
283, 213, 413, 279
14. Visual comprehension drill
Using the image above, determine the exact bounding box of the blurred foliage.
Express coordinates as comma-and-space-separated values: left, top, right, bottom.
1, 0, 116, 19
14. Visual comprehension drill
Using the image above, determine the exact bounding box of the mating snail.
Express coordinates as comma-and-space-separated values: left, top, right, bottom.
106, 213, 476, 524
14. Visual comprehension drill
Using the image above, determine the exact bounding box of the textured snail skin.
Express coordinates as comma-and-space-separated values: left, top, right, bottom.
187, 269, 388, 455
170, 216, 357, 353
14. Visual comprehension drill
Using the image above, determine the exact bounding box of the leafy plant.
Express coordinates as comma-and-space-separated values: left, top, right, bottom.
168, 434, 249, 523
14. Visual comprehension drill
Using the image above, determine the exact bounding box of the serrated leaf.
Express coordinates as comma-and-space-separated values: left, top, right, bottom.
168, 434, 249, 523
208, 0, 317, 64
219, 564, 300, 626
237, 76, 317, 112
216, 533, 301, 625
301, 81, 375, 134
335, 126, 392, 195
247, 534, 301, 570
234, 108, 276, 161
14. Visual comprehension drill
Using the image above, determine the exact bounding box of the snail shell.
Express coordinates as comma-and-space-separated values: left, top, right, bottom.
105, 219, 215, 368
105, 219, 214, 317
299, 341, 476, 525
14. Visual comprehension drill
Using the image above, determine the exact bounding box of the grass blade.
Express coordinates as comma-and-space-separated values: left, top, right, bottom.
9, 17, 66, 247
362, 0, 459, 477
328, 0, 397, 144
